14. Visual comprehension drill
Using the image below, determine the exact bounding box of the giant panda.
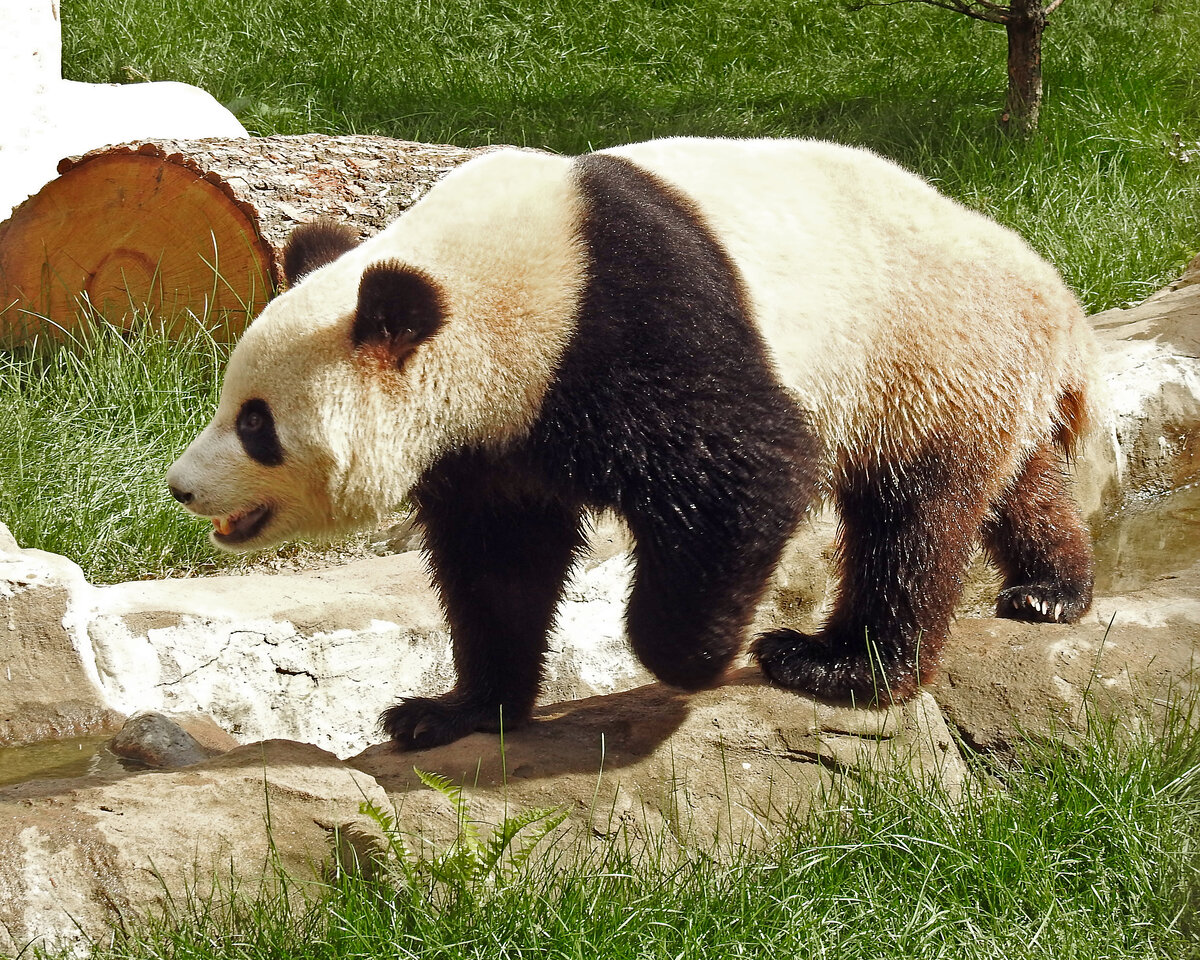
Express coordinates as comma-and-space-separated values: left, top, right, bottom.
166, 136, 1096, 750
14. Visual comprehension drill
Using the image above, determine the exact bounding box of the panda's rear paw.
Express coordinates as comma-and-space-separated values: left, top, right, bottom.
752, 628, 825, 691
996, 583, 1090, 624
751, 628, 918, 706
380, 695, 505, 751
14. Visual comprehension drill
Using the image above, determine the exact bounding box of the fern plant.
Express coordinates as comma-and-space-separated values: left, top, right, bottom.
357, 767, 568, 905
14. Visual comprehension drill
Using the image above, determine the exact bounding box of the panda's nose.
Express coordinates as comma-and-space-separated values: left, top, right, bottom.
168, 484, 194, 505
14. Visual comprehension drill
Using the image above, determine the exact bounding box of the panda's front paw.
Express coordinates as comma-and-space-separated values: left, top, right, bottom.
379, 694, 507, 751
996, 583, 1089, 624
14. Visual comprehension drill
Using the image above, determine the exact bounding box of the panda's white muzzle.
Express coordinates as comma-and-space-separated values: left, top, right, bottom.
166, 424, 281, 550
166, 473, 276, 548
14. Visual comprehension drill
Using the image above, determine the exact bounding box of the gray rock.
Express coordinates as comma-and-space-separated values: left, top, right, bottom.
109, 712, 213, 768
936, 560, 1200, 754
79, 551, 648, 757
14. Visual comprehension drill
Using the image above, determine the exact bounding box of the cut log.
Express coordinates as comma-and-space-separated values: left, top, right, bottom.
0, 134, 495, 343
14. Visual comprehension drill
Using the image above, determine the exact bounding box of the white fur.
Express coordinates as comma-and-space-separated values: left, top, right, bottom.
602, 137, 1093, 495
168, 149, 586, 546
169, 137, 1093, 550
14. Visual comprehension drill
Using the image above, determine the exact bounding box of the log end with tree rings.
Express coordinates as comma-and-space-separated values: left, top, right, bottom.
0, 135, 495, 345
0, 147, 275, 343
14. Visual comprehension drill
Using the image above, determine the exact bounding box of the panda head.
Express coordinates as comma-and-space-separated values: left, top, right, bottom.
165, 219, 451, 551
167, 150, 586, 552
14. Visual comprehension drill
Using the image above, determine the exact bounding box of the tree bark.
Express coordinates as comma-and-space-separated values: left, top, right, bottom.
1002, 0, 1046, 137
0, 134, 496, 343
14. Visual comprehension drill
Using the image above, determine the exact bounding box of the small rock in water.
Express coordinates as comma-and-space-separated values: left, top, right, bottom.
110, 712, 213, 769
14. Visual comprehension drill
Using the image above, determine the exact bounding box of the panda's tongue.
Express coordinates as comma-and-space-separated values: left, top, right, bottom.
213, 505, 269, 538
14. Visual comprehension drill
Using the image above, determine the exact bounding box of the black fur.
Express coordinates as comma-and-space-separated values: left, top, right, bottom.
752, 430, 1094, 705
281, 219, 360, 286
382, 154, 819, 750
236, 398, 283, 467
387, 453, 586, 750
352, 261, 446, 366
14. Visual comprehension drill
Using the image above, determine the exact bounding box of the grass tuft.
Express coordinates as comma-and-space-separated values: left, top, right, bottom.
0, 316, 263, 582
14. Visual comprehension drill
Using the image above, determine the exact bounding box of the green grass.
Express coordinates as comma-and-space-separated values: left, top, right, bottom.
87, 705, 1200, 960
60, 0, 1200, 310
0, 320, 237, 581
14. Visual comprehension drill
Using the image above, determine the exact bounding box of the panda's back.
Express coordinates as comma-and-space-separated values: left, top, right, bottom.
365, 137, 1087, 472
601, 137, 1088, 469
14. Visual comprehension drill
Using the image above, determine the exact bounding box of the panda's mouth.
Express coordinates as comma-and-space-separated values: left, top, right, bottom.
210, 504, 273, 545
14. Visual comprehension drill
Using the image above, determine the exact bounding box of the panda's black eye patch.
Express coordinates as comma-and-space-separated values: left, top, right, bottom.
236, 398, 283, 467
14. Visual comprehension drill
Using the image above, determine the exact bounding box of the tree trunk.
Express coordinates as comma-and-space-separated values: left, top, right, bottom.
0, 134, 495, 343
1002, 0, 1045, 137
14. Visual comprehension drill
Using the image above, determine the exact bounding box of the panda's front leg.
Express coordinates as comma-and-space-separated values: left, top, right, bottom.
381, 461, 586, 751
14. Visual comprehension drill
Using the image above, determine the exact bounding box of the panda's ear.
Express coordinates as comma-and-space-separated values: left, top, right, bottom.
352, 260, 446, 366
281, 219, 360, 287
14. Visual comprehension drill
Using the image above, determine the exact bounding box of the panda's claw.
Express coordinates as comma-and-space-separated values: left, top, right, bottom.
996, 583, 1089, 625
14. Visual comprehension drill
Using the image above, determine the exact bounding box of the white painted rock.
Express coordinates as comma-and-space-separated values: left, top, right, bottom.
1081, 282, 1200, 510
0, 0, 246, 222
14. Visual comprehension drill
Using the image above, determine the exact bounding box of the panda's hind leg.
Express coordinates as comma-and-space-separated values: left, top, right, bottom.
753, 451, 994, 705
982, 439, 1094, 624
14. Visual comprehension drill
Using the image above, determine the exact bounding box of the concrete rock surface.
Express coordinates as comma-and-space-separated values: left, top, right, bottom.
1083, 281, 1200, 508
937, 560, 1200, 753
351, 670, 964, 854
0, 544, 124, 744
0, 740, 387, 956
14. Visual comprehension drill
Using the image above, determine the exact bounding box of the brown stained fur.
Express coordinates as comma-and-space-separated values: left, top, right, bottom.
755, 441, 1004, 704
1053, 385, 1090, 459
983, 437, 1094, 623
754, 392, 1094, 704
